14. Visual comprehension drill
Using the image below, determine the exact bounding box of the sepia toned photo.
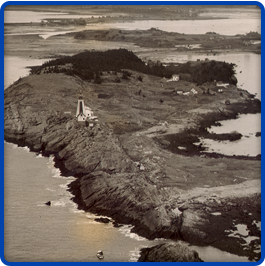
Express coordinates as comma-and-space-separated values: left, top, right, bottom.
4, 4, 261, 262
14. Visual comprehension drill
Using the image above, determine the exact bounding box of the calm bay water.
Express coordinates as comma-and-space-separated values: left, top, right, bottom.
202, 113, 261, 157
4, 9, 260, 262
4, 56, 49, 89
86, 18, 260, 35
4, 10, 99, 24
4, 9, 261, 35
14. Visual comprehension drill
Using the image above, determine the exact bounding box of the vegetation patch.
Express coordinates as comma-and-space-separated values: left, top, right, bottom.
31, 49, 237, 85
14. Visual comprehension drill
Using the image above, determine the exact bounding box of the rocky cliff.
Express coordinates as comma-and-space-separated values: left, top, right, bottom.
4, 71, 261, 261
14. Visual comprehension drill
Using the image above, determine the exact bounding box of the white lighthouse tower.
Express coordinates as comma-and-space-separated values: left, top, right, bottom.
76, 93, 87, 121
76, 92, 98, 125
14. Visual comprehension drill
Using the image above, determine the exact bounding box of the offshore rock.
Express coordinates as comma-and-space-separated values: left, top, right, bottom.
45, 201, 51, 206
94, 217, 111, 223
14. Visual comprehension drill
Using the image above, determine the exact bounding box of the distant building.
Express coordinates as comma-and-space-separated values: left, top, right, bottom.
216, 81, 230, 88
167, 74, 179, 82
172, 74, 179, 81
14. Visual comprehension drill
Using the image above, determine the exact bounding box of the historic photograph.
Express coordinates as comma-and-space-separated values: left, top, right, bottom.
4, 4, 261, 262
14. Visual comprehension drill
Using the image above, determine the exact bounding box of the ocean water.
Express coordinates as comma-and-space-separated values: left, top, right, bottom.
4, 142, 169, 262
5, 142, 250, 262
4, 56, 49, 89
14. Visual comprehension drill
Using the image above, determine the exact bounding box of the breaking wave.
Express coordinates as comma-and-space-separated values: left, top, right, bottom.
118, 225, 147, 241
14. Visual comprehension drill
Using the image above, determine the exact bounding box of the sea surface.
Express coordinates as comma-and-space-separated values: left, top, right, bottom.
4, 142, 250, 262
4, 8, 261, 262
4, 142, 171, 262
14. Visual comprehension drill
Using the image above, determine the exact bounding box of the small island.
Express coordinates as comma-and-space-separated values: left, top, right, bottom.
4, 48, 261, 261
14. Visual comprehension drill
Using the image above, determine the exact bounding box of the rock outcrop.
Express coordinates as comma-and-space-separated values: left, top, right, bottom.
138, 243, 203, 262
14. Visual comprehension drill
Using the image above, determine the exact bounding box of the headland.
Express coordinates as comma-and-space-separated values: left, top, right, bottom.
4, 49, 261, 261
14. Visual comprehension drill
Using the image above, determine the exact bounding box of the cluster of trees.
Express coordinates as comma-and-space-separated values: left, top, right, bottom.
32, 49, 236, 85
168, 60, 236, 85
243, 31, 261, 40
33, 49, 150, 80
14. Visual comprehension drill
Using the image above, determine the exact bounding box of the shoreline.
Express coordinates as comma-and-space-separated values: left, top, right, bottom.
4, 23, 261, 61
5, 5, 260, 23
4, 48, 261, 63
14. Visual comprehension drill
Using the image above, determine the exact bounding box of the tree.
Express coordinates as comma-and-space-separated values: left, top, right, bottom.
94, 73, 102, 84
137, 75, 143, 82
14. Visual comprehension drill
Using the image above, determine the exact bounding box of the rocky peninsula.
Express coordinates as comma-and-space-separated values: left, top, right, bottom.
4, 48, 261, 261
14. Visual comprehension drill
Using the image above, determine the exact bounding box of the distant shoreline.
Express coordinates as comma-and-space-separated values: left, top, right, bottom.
4, 29, 261, 62
5, 4, 260, 20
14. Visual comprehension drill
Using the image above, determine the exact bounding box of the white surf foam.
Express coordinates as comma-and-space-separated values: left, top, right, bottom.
22, 146, 30, 152
118, 225, 147, 241
129, 247, 143, 262
71, 209, 85, 214
52, 198, 69, 207
59, 183, 69, 190
52, 168, 61, 177
76, 220, 101, 225
46, 188, 55, 192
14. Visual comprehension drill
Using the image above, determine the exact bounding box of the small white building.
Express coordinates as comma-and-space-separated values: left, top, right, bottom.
172, 74, 179, 81
84, 106, 94, 118
216, 81, 230, 88
166, 74, 179, 82
190, 88, 198, 94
